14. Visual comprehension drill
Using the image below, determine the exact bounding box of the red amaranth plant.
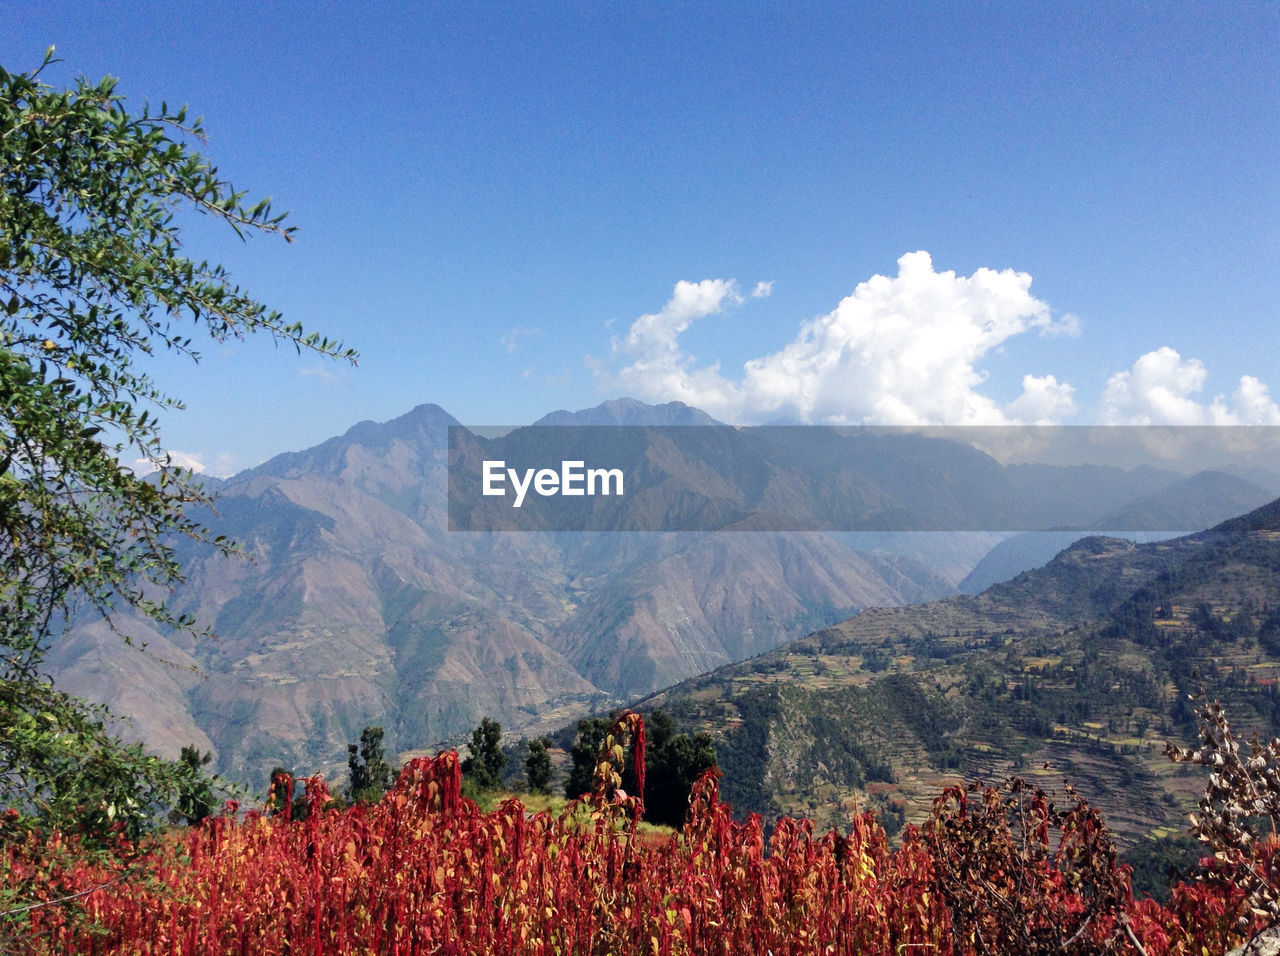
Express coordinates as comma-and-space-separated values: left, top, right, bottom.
926, 776, 1148, 954
590, 709, 645, 819
0, 711, 1244, 954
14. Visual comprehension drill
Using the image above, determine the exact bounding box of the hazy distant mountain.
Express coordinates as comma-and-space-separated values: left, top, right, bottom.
958, 470, 1273, 593
532, 398, 723, 427
452, 424, 1274, 533
958, 532, 1085, 595
1091, 469, 1274, 531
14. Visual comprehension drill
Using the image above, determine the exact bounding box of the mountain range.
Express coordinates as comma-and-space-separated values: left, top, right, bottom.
642, 498, 1280, 849
45, 400, 1280, 792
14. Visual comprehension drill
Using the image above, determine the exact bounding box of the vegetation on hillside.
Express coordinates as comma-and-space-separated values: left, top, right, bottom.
645, 518, 1280, 848
2, 707, 1276, 954
563, 709, 717, 828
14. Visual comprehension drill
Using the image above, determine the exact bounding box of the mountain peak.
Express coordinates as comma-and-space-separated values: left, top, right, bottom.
531, 398, 724, 427
240, 403, 460, 481
384, 402, 462, 434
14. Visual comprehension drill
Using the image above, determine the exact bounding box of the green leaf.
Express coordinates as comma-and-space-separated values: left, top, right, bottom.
0, 52, 353, 845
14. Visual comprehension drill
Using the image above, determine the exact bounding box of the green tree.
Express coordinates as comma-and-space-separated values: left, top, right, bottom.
0, 49, 355, 839
347, 726, 394, 804
171, 746, 216, 826
564, 710, 715, 826
639, 710, 717, 828
565, 715, 612, 800
0, 680, 210, 841
462, 717, 506, 791
524, 737, 553, 794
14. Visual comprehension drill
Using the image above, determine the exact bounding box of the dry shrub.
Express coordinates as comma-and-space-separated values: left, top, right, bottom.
1168, 699, 1280, 935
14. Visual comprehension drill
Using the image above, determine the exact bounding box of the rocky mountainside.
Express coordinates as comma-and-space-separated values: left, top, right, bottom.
49, 402, 953, 784
642, 497, 1280, 846
46, 401, 1279, 791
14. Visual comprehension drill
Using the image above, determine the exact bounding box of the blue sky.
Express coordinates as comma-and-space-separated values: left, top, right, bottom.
4, 2, 1277, 474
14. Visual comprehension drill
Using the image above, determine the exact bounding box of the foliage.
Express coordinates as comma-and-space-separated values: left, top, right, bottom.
0, 715, 1248, 955
462, 717, 506, 793
347, 726, 394, 804
565, 710, 713, 828
1126, 833, 1205, 902
265, 767, 319, 822
589, 710, 645, 814
170, 746, 215, 826
0, 47, 353, 656
524, 737, 552, 794
642, 710, 717, 828
0, 678, 220, 843
926, 776, 1145, 954
0, 49, 353, 838
565, 715, 612, 800
0, 683, 232, 942
1167, 699, 1280, 932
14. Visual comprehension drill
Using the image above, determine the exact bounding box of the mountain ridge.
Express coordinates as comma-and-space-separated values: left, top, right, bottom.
46, 399, 1280, 792
53, 401, 960, 783
640, 495, 1280, 842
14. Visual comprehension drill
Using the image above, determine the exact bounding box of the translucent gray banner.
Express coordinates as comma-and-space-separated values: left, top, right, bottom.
447, 425, 1280, 532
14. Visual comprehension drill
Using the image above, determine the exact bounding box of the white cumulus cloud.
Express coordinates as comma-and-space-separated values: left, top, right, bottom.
618, 278, 743, 359
1101, 347, 1280, 424
601, 251, 1078, 425
1005, 374, 1078, 425
1228, 375, 1280, 424
131, 449, 237, 479
597, 254, 1278, 429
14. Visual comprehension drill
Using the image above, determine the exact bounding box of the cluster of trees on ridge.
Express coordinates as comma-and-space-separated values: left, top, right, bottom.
255, 711, 718, 831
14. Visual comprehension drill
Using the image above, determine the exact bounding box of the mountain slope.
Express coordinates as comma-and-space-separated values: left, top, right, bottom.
47, 400, 1279, 792
644, 497, 1280, 843
51, 402, 954, 784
